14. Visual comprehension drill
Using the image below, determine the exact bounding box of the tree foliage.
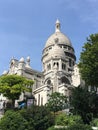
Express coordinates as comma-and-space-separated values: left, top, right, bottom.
0, 110, 34, 130
91, 118, 98, 127
79, 34, 98, 87
0, 75, 34, 107
70, 86, 98, 124
0, 105, 54, 130
55, 113, 83, 126
46, 92, 67, 114
48, 124, 92, 130
19, 105, 54, 130
67, 123, 92, 130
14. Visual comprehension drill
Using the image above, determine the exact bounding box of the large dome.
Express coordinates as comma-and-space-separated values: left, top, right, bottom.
45, 32, 72, 48
45, 19, 72, 48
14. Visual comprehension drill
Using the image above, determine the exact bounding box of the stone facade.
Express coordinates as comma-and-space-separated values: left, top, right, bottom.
1, 20, 81, 106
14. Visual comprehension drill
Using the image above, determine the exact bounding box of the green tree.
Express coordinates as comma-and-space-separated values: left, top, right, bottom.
0, 110, 34, 130
91, 118, 98, 127
55, 113, 83, 126
67, 124, 92, 130
0, 75, 34, 107
70, 86, 98, 124
20, 105, 54, 130
46, 92, 67, 115
79, 34, 98, 87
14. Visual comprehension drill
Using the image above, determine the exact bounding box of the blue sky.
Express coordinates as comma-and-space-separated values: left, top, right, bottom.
0, 0, 98, 75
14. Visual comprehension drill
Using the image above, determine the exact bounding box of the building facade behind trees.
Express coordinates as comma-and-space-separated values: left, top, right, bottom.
1, 20, 81, 106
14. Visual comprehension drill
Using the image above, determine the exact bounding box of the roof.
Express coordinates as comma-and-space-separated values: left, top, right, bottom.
44, 20, 72, 48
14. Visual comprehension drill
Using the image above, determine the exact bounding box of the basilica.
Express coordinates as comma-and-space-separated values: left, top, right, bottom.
1, 20, 81, 106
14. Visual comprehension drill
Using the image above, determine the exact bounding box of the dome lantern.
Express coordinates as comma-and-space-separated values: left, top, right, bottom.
55, 19, 61, 32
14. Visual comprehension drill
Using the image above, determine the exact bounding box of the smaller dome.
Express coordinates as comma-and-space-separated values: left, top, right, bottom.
19, 57, 25, 63
26, 56, 30, 62
48, 44, 65, 59
26, 56, 31, 68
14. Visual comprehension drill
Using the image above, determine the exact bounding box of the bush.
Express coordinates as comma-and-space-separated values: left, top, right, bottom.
91, 118, 98, 127
48, 113, 86, 130
20, 105, 55, 130
47, 126, 55, 130
0, 110, 34, 130
47, 126, 67, 130
67, 123, 92, 130
47, 124, 92, 130
0, 106, 54, 130
55, 113, 83, 126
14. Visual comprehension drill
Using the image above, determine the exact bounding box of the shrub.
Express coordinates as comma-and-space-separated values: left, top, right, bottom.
67, 123, 92, 130
91, 118, 98, 127
47, 126, 67, 130
55, 113, 83, 126
48, 124, 92, 130
0, 110, 34, 130
20, 105, 55, 130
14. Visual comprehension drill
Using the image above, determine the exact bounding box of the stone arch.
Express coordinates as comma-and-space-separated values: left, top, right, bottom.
47, 63, 51, 70
61, 76, 70, 85
44, 78, 52, 85
53, 62, 59, 69
62, 63, 66, 70
47, 79, 51, 85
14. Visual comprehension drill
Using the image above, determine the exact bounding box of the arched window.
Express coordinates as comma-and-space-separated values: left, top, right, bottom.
49, 64, 51, 69
61, 77, 70, 85
57, 62, 59, 67
47, 64, 51, 70
53, 62, 59, 69
47, 80, 51, 85
62, 63, 66, 70
69, 59, 71, 67
53, 62, 56, 66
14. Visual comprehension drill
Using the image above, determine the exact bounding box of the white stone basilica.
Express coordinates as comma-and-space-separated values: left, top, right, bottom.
2, 20, 81, 106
